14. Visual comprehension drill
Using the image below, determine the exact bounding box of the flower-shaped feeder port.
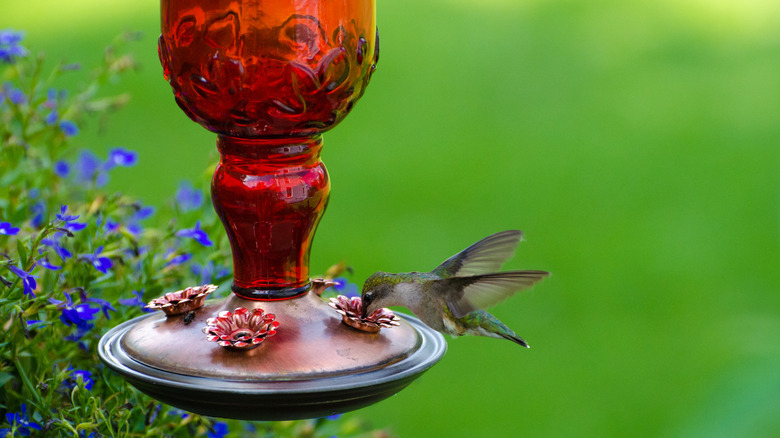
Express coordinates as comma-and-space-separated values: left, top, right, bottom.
311, 278, 339, 297
146, 284, 217, 316
328, 295, 401, 333
203, 307, 279, 350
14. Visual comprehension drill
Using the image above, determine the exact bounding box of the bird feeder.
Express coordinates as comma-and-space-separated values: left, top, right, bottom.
98, 0, 446, 420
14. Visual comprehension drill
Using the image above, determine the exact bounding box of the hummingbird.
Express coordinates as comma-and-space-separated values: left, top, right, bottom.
361, 230, 549, 347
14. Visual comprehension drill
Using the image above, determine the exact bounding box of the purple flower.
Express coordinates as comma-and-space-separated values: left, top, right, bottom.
0, 221, 20, 235
54, 160, 70, 177
118, 290, 155, 313
103, 218, 121, 234
175, 221, 213, 247
168, 409, 189, 419
331, 277, 359, 298
104, 147, 137, 168
74, 150, 103, 184
7, 87, 24, 105
45, 110, 58, 125
30, 202, 45, 228
56, 205, 79, 222
81, 246, 113, 274
207, 421, 229, 438
191, 260, 230, 285
64, 367, 94, 391
165, 253, 192, 267
25, 320, 41, 327
87, 297, 116, 319
41, 234, 72, 260
37, 257, 61, 271
0, 30, 28, 64
51, 294, 99, 330
175, 181, 204, 212
60, 120, 79, 137
134, 205, 155, 220
147, 404, 162, 424
56, 205, 86, 232
43, 88, 58, 108
1, 403, 41, 436
6, 263, 38, 297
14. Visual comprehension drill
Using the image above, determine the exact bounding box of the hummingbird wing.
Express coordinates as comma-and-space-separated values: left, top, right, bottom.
444, 270, 550, 318
431, 230, 524, 278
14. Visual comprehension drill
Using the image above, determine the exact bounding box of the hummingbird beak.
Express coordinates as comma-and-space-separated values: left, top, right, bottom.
361, 298, 369, 319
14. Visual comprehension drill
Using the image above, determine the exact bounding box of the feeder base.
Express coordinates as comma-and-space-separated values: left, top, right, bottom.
98, 292, 446, 420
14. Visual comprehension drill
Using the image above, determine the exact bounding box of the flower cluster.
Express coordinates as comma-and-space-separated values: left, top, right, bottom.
0, 30, 391, 438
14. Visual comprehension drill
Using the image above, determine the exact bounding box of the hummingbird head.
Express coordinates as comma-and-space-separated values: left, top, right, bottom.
361, 271, 396, 318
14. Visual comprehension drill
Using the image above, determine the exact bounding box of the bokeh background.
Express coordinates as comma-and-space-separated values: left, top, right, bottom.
6, 0, 780, 436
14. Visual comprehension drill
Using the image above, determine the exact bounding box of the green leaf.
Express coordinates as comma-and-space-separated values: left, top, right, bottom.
16, 239, 29, 268
0, 372, 14, 388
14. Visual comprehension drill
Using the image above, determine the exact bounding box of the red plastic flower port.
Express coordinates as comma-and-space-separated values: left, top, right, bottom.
328, 295, 400, 333
203, 307, 279, 350
145, 284, 217, 316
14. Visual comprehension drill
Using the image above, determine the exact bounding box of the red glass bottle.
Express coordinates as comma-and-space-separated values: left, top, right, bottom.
159, 0, 377, 299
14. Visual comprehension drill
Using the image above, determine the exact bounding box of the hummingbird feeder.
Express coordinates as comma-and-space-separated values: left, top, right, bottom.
98, 0, 446, 420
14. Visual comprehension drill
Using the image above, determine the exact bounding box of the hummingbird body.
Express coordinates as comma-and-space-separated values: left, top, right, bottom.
361, 230, 549, 347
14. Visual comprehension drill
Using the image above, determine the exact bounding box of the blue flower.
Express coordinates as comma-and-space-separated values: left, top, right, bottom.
332, 277, 359, 298
168, 408, 189, 419
41, 234, 72, 260
51, 293, 99, 330
45, 110, 58, 125
80, 246, 113, 274
191, 260, 230, 284
6, 263, 38, 297
118, 290, 155, 313
207, 421, 229, 438
0, 30, 28, 64
2, 403, 41, 436
43, 88, 58, 108
63, 367, 94, 391
86, 297, 116, 319
165, 252, 192, 267
73, 150, 103, 185
30, 202, 45, 228
0, 221, 20, 235
54, 160, 70, 177
56, 205, 79, 223
7, 87, 25, 105
134, 205, 155, 220
104, 147, 137, 169
60, 120, 79, 137
56, 205, 87, 231
175, 181, 205, 212
175, 220, 213, 247
147, 404, 162, 424
37, 257, 61, 271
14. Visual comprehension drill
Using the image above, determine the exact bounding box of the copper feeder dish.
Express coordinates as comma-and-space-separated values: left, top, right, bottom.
98, 291, 446, 420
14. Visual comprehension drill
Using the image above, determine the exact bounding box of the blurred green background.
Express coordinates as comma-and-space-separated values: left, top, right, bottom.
6, 0, 780, 436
